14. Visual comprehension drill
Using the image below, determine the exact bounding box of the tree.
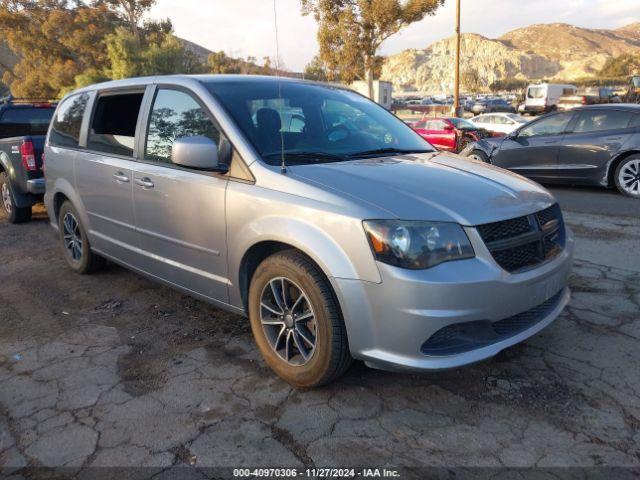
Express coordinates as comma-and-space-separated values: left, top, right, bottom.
0, 0, 119, 97
105, 25, 204, 80
460, 67, 482, 92
600, 54, 640, 79
301, 0, 444, 98
98, 0, 156, 39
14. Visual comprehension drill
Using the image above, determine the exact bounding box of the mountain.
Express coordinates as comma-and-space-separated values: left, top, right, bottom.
381, 23, 640, 93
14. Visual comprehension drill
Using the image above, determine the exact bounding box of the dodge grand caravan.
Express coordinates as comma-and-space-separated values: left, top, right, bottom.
44, 75, 574, 387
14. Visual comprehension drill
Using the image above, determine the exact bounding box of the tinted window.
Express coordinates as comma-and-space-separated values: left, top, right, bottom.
573, 110, 633, 134
0, 107, 54, 138
88, 93, 144, 156
629, 114, 640, 128
50, 94, 89, 147
519, 113, 572, 138
145, 89, 220, 164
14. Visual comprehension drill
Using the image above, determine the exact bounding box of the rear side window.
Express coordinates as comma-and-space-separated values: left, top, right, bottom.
145, 89, 220, 164
50, 94, 89, 147
573, 110, 633, 134
0, 107, 54, 139
88, 92, 144, 157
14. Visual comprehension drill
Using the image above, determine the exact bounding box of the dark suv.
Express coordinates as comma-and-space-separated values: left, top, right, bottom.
461, 104, 640, 198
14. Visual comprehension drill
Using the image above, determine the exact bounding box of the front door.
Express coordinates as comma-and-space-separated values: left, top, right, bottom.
133, 87, 229, 302
492, 112, 574, 181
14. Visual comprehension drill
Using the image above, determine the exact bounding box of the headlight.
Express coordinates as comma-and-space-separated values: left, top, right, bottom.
363, 220, 475, 269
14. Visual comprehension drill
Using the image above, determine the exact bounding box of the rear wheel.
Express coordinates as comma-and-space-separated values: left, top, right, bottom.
58, 201, 106, 274
614, 155, 640, 198
467, 150, 489, 163
1, 173, 32, 224
248, 250, 352, 387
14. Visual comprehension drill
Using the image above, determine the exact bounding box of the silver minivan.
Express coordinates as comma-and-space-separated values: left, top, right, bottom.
44, 75, 574, 386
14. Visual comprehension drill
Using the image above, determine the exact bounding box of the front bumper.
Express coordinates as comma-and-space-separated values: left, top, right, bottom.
333, 226, 574, 372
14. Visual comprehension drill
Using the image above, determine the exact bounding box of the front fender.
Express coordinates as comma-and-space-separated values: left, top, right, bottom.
459, 139, 496, 159
227, 214, 381, 309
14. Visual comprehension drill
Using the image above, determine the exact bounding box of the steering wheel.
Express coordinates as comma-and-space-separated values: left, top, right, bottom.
325, 124, 351, 143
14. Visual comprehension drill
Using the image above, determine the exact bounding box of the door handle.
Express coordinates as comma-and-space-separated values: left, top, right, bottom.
113, 172, 129, 183
134, 177, 154, 189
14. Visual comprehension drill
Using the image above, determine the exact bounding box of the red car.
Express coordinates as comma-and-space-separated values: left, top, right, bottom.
410, 117, 491, 153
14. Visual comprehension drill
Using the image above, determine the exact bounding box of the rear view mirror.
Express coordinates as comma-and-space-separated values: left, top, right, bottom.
171, 136, 227, 172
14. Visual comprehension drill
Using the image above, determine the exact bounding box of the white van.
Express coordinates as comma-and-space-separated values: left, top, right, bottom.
523, 83, 576, 115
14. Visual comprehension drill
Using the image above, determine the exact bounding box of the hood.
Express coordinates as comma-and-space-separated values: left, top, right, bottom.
289, 152, 556, 226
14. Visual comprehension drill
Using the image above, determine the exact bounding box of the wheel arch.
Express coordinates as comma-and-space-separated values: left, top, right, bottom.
606, 150, 640, 187
48, 178, 90, 231
229, 218, 380, 312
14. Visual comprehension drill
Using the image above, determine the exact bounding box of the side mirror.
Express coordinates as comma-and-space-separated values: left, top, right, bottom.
171, 136, 228, 172
444, 124, 455, 131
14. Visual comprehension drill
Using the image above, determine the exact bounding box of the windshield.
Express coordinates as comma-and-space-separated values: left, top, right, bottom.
204, 80, 433, 165
449, 118, 477, 130
527, 87, 546, 99
0, 107, 55, 138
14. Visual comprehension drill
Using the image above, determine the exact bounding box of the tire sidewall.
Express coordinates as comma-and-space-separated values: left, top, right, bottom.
614, 156, 640, 198
58, 202, 92, 272
1, 173, 16, 222
248, 254, 338, 387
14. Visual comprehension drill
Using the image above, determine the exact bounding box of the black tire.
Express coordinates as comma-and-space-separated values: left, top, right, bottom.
58, 201, 106, 274
248, 250, 352, 387
613, 155, 640, 198
467, 149, 489, 163
1, 172, 32, 224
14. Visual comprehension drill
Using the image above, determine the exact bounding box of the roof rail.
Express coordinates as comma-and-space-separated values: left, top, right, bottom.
1, 95, 58, 105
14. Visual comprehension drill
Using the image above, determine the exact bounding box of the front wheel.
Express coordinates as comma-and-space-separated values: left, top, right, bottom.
1, 173, 31, 224
467, 150, 489, 163
614, 155, 640, 198
248, 250, 352, 387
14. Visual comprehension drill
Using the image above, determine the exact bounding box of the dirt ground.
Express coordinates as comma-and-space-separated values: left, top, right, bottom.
0, 187, 639, 478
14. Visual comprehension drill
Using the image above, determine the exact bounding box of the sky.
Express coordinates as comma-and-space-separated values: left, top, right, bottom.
148, 0, 640, 72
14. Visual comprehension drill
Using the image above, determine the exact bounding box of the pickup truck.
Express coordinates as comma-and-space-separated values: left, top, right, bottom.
0, 97, 56, 223
557, 87, 621, 112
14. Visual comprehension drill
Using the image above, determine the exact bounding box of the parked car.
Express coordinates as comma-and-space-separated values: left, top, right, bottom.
470, 113, 529, 135
461, 104, 640, 197
44, 75, 573, 386
471, 98, 516, 114
0, 96, 56, 223
411, 117, 491, 152
557, 87, 621, 111
523, 83, 577, 115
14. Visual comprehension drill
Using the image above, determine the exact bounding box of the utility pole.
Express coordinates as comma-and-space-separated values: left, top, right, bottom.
453, 0, 462, 117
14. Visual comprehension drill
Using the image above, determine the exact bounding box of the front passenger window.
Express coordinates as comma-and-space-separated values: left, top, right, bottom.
146, 89, 220, 164
519, 113, 572, 138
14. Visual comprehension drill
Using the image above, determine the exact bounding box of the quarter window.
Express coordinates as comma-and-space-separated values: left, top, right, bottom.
573, 110, 633, 134
50, 94, 89, 148
88, 92, 144, 156
146, 89, 220, 164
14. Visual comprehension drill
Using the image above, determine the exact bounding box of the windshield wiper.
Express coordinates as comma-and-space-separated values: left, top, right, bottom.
345, 148, 433, 159
262, 151, 346, 163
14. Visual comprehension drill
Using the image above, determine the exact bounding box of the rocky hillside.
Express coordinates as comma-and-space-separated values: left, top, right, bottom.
382, 23, 640, 93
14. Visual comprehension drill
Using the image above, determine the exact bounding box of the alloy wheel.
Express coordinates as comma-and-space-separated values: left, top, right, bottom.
1, 182, 12, 214
260, 277, 317, 366
469, 154, 484, 162
63, 212, 83, 261
619, 159, 640, 196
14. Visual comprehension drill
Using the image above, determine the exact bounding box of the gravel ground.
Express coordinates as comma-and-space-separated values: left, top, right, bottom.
0, 187, 639, 478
